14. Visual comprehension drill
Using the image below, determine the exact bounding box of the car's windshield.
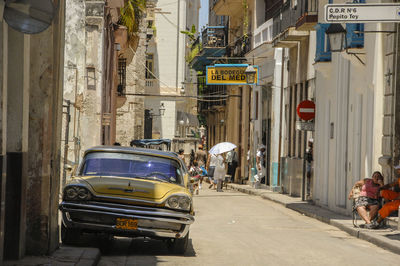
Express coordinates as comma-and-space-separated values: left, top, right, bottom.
79, 152, 183, 185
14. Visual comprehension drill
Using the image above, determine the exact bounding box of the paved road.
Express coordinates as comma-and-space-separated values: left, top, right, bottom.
96, 187, 400, 266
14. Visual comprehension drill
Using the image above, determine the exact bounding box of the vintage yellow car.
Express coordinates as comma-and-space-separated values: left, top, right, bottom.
59, 146, 195, 254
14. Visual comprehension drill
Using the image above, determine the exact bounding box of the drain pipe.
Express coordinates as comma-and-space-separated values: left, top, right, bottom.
277, 48, 285, 189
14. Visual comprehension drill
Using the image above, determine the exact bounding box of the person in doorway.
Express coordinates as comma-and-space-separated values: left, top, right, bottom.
195, 145, 207, 189
369, 165, 400, 229
348, 171, 384, 228
226, 148, 239, 183
214, 153, 226, 192
305, 139, 313, 197
256, 145, 266, 184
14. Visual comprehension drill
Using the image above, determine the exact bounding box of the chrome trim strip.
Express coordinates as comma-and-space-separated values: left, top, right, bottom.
60, 201, 194, 221
62, 213, 190, 238
62, 207, 193, 225
92, 195, 165, 205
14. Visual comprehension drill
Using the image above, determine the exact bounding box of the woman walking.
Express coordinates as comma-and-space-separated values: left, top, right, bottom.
213, 153, 226, 192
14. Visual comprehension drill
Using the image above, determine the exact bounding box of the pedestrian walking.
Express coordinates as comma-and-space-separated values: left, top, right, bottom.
226, 148, 239, 183
206, 153, 217, 189
178, 148, 185, 162
189, 149, 195, 168
214, 153, 226, 192
305, 139, 313, 197
256, 145, 266, 184
195, 145, 207, 189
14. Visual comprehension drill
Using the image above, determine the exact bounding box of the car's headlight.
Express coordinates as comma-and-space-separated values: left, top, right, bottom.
63, 186, 92, 201
165, 195, 191, 211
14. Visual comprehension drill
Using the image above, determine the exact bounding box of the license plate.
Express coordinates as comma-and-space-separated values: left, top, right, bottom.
116, 218, 138, 230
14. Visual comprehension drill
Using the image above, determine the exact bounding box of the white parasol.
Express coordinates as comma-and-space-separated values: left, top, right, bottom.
208, 142, 237, 155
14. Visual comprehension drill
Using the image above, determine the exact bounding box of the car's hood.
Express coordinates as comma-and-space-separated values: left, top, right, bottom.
81, 176, 183, 200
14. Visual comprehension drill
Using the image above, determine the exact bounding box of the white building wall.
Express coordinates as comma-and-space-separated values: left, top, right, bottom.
314, 26, 385, 214
145, 0, 194, 140
271, 48, 283, 176
63, 0, 104, 164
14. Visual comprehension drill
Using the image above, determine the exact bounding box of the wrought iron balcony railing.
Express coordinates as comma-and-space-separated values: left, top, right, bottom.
201, 26, 227, 49
227, 35, 252, 57
272, 1, 302, 39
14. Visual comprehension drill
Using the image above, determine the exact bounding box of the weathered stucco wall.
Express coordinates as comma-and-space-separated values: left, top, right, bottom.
62, 0, 104, 167
115, 21, 147, 145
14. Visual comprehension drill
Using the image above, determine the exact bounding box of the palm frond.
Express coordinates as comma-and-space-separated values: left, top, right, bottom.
119, 0, 146, 38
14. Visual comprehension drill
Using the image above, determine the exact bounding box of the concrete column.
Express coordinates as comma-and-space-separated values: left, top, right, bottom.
0, 21, 6, 262
3, 26, 29, 260
25, 1, 65, 254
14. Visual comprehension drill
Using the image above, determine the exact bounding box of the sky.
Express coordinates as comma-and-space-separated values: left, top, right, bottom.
199, 0, 209, 30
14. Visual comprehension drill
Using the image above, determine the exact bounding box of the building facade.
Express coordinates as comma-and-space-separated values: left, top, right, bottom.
0, 0, 66, 260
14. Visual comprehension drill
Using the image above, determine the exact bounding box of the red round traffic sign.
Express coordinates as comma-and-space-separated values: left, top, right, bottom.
297, 100, 315, 121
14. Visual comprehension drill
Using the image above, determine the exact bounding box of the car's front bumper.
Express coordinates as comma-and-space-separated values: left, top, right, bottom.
59, 201, 194, 239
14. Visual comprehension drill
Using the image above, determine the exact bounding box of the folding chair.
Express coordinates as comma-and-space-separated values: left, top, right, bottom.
352, 199, 361, 228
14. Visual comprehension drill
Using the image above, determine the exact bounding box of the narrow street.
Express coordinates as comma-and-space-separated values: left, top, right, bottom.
96, 188, 400, 266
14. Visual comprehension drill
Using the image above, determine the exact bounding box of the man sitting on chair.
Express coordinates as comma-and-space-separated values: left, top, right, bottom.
370, 165, 400, 229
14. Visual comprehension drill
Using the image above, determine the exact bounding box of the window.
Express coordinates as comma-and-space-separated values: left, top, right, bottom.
145, 54, 155, 79
80, 152, 183, 185
86, 67, 96, 90
118, 58, 126, 95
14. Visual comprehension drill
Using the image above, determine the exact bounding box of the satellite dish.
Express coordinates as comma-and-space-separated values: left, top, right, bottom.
3, 0, 55, 34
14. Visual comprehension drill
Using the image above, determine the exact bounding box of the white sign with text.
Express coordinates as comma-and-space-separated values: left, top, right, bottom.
325, 4, 400, 23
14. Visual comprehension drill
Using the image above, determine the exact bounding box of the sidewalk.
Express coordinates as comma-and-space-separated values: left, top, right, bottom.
3, 246, 101, 266
228, 183, 400, 255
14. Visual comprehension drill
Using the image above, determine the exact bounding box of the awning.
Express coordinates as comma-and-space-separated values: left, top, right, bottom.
177, 111, 199, 127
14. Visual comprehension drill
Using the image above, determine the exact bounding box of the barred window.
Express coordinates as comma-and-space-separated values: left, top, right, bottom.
118, 58, 126, 95
145, 54, 155, 79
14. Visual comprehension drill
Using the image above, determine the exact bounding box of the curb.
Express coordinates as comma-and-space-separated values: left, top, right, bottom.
50, 246, 101, 266
3, 246, 101, 266
228, 184, 400, 255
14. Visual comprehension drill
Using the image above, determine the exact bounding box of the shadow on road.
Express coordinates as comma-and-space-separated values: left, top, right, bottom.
384, 233, 400, 241
286, 202, 353, 221
62, 233, 197, 257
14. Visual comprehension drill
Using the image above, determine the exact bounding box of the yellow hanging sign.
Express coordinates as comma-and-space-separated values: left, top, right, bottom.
206, 64, 258, 85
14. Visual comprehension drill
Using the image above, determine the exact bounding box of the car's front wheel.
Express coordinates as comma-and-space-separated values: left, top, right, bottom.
61, 223, 81, 245
166, 232, 189, 254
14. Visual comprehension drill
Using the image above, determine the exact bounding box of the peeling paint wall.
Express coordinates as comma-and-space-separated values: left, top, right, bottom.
62, 0, 104, 170
115, 22, 147, 145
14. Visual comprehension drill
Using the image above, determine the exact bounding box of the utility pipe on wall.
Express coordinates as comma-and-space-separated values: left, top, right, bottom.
277, 48, 285, 188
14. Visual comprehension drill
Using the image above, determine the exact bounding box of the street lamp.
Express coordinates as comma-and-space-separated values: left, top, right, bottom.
325, 23, 365, 65
245, 65, 257, 84
326, 24, 347, 52
150, 103, 166, 117
158, 103, 166, 116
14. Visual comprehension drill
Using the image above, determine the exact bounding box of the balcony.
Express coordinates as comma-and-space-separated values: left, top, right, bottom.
295, 0, 318, 31
227, 35, 252, 58
188, 26, 227, 71
253, 19, 273, 49
212, 0, 242, 17
197, 75, 226, 113
272, 1, 309, 47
